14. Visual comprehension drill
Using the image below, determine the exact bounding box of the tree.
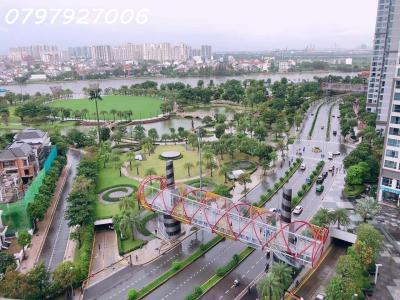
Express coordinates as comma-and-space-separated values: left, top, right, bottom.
184, 162, 194, 177
148, 128, 159, 142
117, 210, 140, 239
161, 133, 170, 144
345, 162, 370, 186
0, 269, 31, 299
17, 230, 31, 259
256, 273, 281, 300
355, 196, 380, 222
133, 125, 146, 142
88, 85, 103, 143
311, 208, 332, 228
145, 168, 157, 177
26, 263, 52, 299
206, 160, 218, 177
119, 196, 136, 212
110, 109, 117, 121
260, 158, 272, 176
237, 173, 252, 192
53, 261, 78, 294
271, 262, 292, 297
215, 124, 227, 139
330, 208, 350, 229
0, 252, 16, 275
142, 139, 154, 156
132, 160, 141, 176
356, 223, 383, 260
219, 164, 232, 183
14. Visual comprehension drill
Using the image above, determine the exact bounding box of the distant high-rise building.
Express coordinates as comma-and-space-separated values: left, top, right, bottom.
201, 45, 212, 59
90, 45, 112, 63
9, 45, 58, 61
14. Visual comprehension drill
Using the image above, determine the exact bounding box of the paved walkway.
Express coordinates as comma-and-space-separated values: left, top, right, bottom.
19, 165, 69, 273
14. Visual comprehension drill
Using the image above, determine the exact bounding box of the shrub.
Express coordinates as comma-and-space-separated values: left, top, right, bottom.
297, 190, 304, 198
128, 289, 139, 300
267, 188, 272, 194
285, 170, 290, 176
199, 244, 207, 251
302, 184, 308, 191
185, 286, 203, 300
171, 260, 182, 271
274, 182, 280, 189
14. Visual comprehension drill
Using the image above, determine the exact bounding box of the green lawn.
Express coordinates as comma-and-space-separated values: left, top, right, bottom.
48, 95, 162, 120
119, 238, 146, 255
130, 145, 201, 180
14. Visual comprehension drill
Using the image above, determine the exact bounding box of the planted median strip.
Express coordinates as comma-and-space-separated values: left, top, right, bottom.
127, 235, 223, 300
185, 246, 255, 300
326, 103, 335, 141
255, 158, 303, 207
292, 160, 325, 207
308, 102, 324, 139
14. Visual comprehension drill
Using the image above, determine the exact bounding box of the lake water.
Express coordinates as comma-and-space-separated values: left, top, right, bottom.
1, 71, 356, 96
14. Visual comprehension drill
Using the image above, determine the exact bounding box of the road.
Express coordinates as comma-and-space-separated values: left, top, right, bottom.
83, 231, 214, 300
204, 100, 351, 299
38, 149, 82, 271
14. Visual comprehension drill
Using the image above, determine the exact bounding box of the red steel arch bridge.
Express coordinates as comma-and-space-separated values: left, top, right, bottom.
137, 175, 329, 267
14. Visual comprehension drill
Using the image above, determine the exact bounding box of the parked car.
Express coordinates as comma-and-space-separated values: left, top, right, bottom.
316, 175, 324, 184
234, 279, 240, 287
322, 171, 328, 179
328, 152, 333, 160
328, 165, 333, 172
333, 130, 337, 136
332, 115, 335, 118
333, 151, 340, 156
306, 177, 311, 184
293, 205, 303, 215
316, 184, 325, 193
321, 125, 324, 129
315, 293, 326, 300
300, 163, 306, 170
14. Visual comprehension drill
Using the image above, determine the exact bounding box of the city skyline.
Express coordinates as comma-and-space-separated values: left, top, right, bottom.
0, 0, 378, 53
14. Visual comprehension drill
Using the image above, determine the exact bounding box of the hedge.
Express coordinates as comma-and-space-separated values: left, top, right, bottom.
76, 224, 95, 282
326, 103, 335, 141
255, 158, 303, 207
127, 235, 223, 300
292, 160, 325, 208
308, 102, 324, 139
136, 212, 157, 237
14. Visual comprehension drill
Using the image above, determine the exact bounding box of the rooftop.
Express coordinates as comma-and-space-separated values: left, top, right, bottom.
14, 128, 47, 141
0, 142, 33, 161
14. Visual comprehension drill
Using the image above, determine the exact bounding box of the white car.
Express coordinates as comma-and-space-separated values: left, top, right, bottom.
293, 205, 303, 215
328, 152, 333, 160
300, 163, 306, 170
315, 293, 326, 300
333, 151, 340, 156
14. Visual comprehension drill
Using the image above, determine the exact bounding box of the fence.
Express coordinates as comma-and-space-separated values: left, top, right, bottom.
0, 146, 58, 236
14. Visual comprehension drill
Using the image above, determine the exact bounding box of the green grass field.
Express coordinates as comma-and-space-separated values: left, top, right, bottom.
48, 96, 162, 120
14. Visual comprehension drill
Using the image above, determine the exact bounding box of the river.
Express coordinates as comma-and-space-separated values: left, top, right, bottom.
1, 71, 356, 96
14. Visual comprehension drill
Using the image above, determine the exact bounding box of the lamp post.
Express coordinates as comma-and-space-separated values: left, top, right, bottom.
374, 263, 383, 285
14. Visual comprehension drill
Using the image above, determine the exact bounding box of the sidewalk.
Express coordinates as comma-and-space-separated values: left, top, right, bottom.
19, 165, 70, 273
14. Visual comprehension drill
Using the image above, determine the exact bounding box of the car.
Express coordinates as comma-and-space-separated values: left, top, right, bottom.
311, 113, 314, 116
337, 115, 340, 118
316, 175, 324, 184
321, 125, 324, 129
328, 152, 333, 160
333, 151, 340, 156
233, 279, 240, 287
293, 205, 303, 215
322, 171, 328, 179
306, 177, 311, 184
269, 208, 282, 214
315, 293, 326, 300
328, 165, 333, 172
300, 163, 306, 170
316, 184, 324, 193
332, 130, 337, 136
332, 114, 335, 118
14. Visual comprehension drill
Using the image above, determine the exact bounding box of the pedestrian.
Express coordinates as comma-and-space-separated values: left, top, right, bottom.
155, 228, 158, 235
135, 255, 138, 262
289, 161, 291, 167
303, 147, 305, 152
98, 244, 101, 251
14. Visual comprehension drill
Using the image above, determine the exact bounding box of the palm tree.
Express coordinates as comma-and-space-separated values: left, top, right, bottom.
142, 139, 154, 156
331, 208, 350, 229
118, 210, 140, 240
161, 134, 170, 145
72, 176, 92, 193
81, 108, 89, 120
238, 173, 252, 192
184, 162, 194, 177
271, 262, 292, 297
261, 158, 272, 176
355, 196, 380, 222
206, 160, 218, 177
257, 273, 281, 300
145, 168, 157, 177
100, 110, 108, 121
88, 85, 102, 143
119, 196, 136, 212
219, 164, 232, 183
276, 140, 285, 155
110, 109, 117, 121
132, 160, 141, 176
127, 152, 136, 169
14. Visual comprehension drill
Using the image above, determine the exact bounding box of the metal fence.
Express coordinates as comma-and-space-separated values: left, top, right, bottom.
0, 146, 58, 236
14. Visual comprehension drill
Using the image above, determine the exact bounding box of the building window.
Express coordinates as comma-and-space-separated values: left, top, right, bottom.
384, 160, 397, 169
389, 127, 400, 136
391, 116, 400, 124
397, 180, 400, 189
395, 93, 400, 100
388, 138, 400, 147
3, 160, 15, 167
382, 191, 399, 203
396, 80, 400, 89
382, 177, 393, 187
386, 149, 399, 158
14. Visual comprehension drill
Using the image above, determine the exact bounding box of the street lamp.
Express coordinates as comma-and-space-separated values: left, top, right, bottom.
374, 263, 383, 285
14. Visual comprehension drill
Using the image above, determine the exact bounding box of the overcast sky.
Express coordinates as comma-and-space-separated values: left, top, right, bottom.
0, 0, 378, 53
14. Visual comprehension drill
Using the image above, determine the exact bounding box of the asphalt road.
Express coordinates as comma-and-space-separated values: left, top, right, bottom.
83, 230, 214, 300
204, 101, 351, 299
38, 149, 82, 271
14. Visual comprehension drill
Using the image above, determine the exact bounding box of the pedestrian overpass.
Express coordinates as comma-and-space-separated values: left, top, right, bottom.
137, 175, 329, 267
